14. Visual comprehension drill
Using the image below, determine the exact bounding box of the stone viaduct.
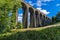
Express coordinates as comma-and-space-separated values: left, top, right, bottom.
18, 1, 51, 28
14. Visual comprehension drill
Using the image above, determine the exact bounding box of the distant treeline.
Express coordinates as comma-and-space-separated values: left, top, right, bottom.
52, 11, 60, 24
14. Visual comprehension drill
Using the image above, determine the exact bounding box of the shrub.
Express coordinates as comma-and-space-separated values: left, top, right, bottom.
17, 22, 23, 29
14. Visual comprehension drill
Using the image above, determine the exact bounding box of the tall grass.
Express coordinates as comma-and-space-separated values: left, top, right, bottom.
0, 26, 60, 40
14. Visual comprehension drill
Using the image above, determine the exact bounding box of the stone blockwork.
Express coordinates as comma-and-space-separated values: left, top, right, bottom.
19, 1, 52, 28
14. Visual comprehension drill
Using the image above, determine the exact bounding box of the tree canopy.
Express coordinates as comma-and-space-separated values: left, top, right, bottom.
0, 0, 22, 33
52, 11, 60, 24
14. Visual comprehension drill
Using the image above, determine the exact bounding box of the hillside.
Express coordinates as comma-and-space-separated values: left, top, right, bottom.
0, 23, 60, 40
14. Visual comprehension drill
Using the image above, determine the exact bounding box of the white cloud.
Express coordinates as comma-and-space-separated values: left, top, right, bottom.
37, 8, 50, 14
18, 16, 22, 22
40, 10, 50, 14
42, 0, 54, 2
56, 4, 60, 6
18, 13, 30, 22
18, 14, 23, 22
36, 0, 50, 14
36, 0, 49, 7
36, 0, 42, 7
18, 13, 23, 17
37, 8, 42, 10
28, 1, 35, 6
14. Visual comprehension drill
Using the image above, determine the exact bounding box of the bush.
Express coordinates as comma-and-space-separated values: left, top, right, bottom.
17, 22, 23, 29
0, 25, 11, 33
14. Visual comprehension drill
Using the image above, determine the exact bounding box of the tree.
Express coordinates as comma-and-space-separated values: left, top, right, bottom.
52, 16, 57, 24
17, 22, 23, 29
56, 11, 60, 22
52, 11, 60, 24
10, 0, 22, 29
0, 0, 22, 33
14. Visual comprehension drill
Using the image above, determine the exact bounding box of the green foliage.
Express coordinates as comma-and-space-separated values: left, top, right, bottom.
0, 25, 60, 40
0, 0, 22, 33
52, 16, 57, 23
52, 11, 60, 24
17, 22, 23, 29
10, 0, 22, 29
56, 11, 60, 22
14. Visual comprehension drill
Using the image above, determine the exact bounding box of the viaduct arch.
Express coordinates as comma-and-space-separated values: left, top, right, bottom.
17, 1, 51, 28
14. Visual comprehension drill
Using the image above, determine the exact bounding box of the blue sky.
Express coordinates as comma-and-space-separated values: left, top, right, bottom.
18, 0, 60, 22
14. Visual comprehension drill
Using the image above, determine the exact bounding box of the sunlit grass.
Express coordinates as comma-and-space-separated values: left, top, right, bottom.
0, 23, 60, 40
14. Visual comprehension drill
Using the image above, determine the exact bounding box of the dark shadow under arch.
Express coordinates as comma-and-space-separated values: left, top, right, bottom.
29, 7, 35, 27
40, 13, 42, 18
35, 10, 39, 27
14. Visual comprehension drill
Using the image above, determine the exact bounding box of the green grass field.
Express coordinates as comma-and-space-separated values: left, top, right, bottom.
0, 23, 60, 40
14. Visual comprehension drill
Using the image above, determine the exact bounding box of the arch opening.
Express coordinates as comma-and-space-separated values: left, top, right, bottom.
18, 2, 28, 28
35, 11, 39, 27
29, 7, 34, 27
40, 13, 42, 18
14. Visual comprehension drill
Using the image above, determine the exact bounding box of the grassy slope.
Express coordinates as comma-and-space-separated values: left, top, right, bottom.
0, 23, 60, 40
